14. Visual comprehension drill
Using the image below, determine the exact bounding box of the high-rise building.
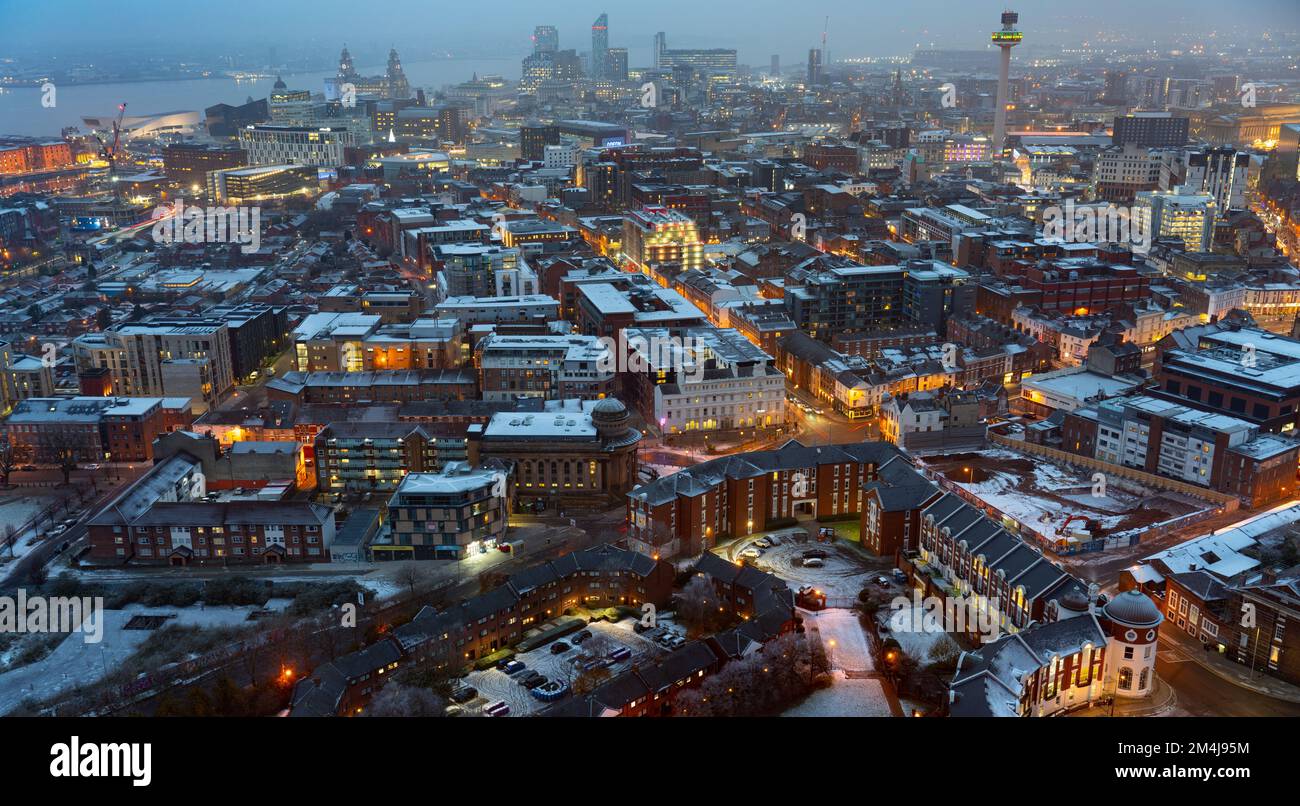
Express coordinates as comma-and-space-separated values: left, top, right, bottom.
606, 47, 628, 82
520, 123, 559, 162
622, 206, 704, 271
1112, 112, 1189, 148
807, 48, 822, 86
653, 32, 667, 68
386, 48, 411, 100
1134, 190, 1216, 251
991, 10, 1023, 154
533, 25, 558, 55
770, 54, 780, 77
591, 13, 609, 79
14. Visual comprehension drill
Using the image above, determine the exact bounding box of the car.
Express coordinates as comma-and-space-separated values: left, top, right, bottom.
362, 492, 373, 502
450, 686, 477, 703
61, 518, 78, 527
495, 659, 515, 671
767, 534, 782, 546
582, 657, 611, 671
608, 647, 632, 662
497, 543, 512, 553
50, 524, 68, 536
84, 463, 101, 471
484, 701, 510, 717
741, 548, 761, 559
802, 557, 825, 568
19, 465, 35, 472
443, 704, 465, 717
549, 641, 571, 654
752, 538, 771, 549
518, 671, 545, 688
874, 576, 890, 587
802, 550, 828, 560
571, 630, 592, 644
501, 660, 526, 675
892, 569, 907, 583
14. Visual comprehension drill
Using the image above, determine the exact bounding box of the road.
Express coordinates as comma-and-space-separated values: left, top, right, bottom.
1157, 634, 1300, 716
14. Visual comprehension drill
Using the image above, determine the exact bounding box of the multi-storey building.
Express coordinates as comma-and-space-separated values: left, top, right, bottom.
1062, 394, 1299, 506
4, 396, 192, 463
622, 207, 704, 272
265, 369, 477, 407
72, 321, 236, 413
476, 333, 616, 402
469, 397, 641, 506
627, 441, 903, 559
1134, 190, 1216, 251
1152, 323, 1300, 433
382, 461, 510, 560
621, 326, 785, 435
314, 422, 465, 494
237, 124, 360, 168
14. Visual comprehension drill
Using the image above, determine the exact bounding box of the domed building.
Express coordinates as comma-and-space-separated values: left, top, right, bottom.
1100, 589, 1164, 698
951, 585, 1166, 716
469, 397, 641, 511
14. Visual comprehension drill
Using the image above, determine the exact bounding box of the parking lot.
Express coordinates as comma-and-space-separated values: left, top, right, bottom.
719, 528, 876, 602
456, 616, 683, 717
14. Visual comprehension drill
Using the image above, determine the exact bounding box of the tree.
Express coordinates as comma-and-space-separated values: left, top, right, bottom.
37, 430, 83, 484
674, 575, 733, 637
0, 436, 33, 487
363, 683, 445, 717
2, 524, 17, 558
397, 562, 427, 597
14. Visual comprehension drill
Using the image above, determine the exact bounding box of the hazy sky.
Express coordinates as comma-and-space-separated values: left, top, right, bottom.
2, 0, 1298, 65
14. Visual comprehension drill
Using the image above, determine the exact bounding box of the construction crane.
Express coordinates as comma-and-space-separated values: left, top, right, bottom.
91, 102, 127, 201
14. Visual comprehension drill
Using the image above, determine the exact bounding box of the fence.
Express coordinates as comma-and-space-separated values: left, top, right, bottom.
987, 432, 1240, 510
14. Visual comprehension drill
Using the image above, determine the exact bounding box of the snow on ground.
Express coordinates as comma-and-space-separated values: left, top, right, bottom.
782, 609, 894, 717
0, 603, 267, 715
462, 618, 671, 717
730, 533, 870, 601
782, 672, 893, 717
881, 605, 955, 663
808, 608, 873, 672
0, 492, 75, 569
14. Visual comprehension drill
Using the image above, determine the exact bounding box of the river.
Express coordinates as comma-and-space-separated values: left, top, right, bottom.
0, 58, 518, 138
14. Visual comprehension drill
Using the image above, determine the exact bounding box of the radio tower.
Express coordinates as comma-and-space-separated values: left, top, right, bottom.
991, 10, 1022, 156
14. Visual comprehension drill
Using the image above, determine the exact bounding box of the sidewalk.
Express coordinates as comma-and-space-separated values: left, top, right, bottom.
1071, 677, 1177, 717
1161, 628, 1300, 704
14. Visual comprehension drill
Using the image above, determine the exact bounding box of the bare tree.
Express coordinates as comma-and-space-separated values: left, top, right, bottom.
363, 683, 446, 717
2, 524, 16, 558
397, 562, 427, 598
0, 436, 32, 487
674, 575, 732, 637
37, 430, 85, 485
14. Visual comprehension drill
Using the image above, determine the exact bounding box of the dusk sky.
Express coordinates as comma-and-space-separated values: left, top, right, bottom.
3, 0, 1297, 65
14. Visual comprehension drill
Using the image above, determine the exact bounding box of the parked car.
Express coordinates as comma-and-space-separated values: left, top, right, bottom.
501, 660, 526, 675
892, 569, 907, 583
874, 576, 890, 587
741, 548, 761, 559
484, 701, 509, 717
443, 704, 464, 717
450, 686, 477, 703
752, 538, 771, 549
571, 630, 592, 644
802, 550, 828, 560
550, 641, 571, 654
802, 557, 825, 568
518, 671, 545, 688
608, 647, 632, 662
